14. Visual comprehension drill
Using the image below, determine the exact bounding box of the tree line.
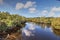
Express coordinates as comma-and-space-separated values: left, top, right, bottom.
0, 11, 60, 30
0, 11, 26, 30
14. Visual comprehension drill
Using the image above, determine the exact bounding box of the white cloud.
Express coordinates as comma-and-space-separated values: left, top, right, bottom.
48, 7, 60, 17
41, 7, 60, 17
28, 26, 35, 30
22, 29, 31, 36
28, 23, 36, 30
15, 3, 24, 10
29, 8, 37, 13
22, 29, 34, 36
52, 7, 60, 11
22, 23, 36, 36
24, 1, 36, 8
42, 10, 48, 14
0, 0, 3, 4
41, 10, 48, 16
15, 1, 36, 10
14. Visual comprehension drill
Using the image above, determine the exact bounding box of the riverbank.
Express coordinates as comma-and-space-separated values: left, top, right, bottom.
0, 31, 22, 40
26, 17, 60, 30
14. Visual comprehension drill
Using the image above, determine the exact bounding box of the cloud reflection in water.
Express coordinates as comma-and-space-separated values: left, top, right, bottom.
22, 23, 36, 36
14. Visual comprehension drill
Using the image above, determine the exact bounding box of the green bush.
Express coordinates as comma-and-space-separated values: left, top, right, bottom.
0, 22, 7, 31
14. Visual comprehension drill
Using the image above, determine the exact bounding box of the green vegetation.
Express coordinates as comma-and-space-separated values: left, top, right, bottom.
0, 11, 26, 31
0, 11, 60, 30
26, 17, 60, 29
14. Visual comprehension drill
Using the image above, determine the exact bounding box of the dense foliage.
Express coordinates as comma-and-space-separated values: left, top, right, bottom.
26, 17, 60, 29
0, 11, 60, 30
0, 12, 26, 30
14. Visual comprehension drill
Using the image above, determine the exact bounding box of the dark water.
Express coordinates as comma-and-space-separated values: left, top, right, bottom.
22, 22, 60, 40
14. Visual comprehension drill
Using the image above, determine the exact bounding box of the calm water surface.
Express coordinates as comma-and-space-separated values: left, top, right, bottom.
22, 22, 60, 40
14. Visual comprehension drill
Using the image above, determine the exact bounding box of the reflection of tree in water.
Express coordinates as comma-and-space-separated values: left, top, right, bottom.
53, 28, 60, 36
39, 23, 51, 29
40, 24, 46, 29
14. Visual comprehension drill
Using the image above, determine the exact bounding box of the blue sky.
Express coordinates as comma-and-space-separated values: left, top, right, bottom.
0, 0, 60, 17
